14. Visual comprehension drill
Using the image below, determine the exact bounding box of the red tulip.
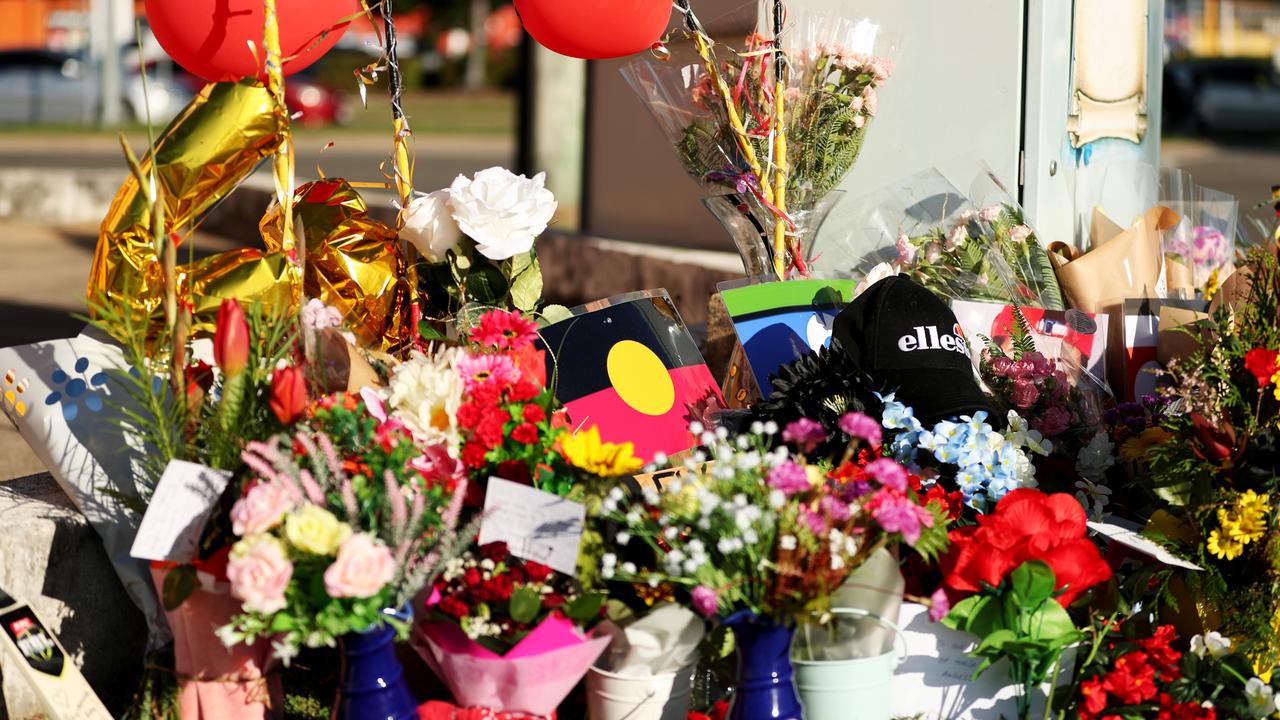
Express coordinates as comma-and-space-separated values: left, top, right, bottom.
213, 299, 250, 378
269, 366, 309, 425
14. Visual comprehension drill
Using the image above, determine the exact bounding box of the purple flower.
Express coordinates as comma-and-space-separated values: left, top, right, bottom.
803, 509, 825, 535
691, 586, 719, 618
839, 479, 874, 502
864, 458, 908, 492
820, 495, 852, 523
1011, 379, 1040, 409
782, 418, 827, 454
767, 461, 812, 496
928, 587, 951, 622
838, 412, 882, 447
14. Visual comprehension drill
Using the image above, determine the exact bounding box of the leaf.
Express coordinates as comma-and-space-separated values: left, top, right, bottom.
1009, 560, 1056, 609
162, 564, 198, 611
941, 595, 985, 630
464, 263, 508, 306
417, 320, 448, 342
976, 628, 1017, 655
508, 251, 543, 313
538, 304, 573, 327
564, 592, 605, 624
1024, 599, 1080, 643
508, 586, 542, 625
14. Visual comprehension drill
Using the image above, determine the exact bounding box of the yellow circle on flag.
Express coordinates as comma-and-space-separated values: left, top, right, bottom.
606, 340, 675, 416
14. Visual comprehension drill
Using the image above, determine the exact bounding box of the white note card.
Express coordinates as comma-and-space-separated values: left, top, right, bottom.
890, 603, 1076, 720
1088, 519, 1203, 571
130, 460, 232, 563
477, 477, 585, 577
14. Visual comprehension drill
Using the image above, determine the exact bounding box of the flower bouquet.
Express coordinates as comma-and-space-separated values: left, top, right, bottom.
412, 542, 611, 717
624, 6, 896, 278
598, 418, 949, 718
1126, 245, 1280, 673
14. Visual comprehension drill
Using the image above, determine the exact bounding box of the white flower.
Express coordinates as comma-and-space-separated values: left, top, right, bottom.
615, 531, 631, 546
271, 638, 300, 665
448, 167, 557, 261
388, 348, 465, 451
1074, 478, 1112, 520
1244, 677, 1276, 718
689, 421, 705, 435
1075, 431, 1116, 482
402, 189, 463, 261
750, 421, 764, 435
216, 623, 244, 648
779, 535, 797, 551
621, 562, 637, 575
1190, 631, 1232, 659
763, 421, 779, 435
831, 555, 846, 570
718, 537, 736, 554
769, 489, 786, 508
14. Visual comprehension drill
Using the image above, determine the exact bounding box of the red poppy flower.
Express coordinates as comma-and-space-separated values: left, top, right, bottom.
1244, 347, 1279, 387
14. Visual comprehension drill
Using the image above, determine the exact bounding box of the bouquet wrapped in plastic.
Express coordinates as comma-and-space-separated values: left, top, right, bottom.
624, 5, 897, 278
1159, 168, 1238, 295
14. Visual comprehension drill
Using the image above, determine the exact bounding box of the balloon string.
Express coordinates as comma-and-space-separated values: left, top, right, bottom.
381, 0, 420, 352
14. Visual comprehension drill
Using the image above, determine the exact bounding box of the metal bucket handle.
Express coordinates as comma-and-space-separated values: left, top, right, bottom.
828, 607, 908, 668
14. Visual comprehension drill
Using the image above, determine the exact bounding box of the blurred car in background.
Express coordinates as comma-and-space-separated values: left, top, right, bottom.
1164, 57, 1280, 135
0, 49, 192, 124
174, 67, 348, 127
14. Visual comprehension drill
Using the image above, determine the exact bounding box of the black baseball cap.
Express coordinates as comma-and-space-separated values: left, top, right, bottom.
832, 275, 997, 427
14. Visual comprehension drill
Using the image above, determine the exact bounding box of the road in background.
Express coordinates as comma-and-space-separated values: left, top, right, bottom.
1162, 137, 1280, 224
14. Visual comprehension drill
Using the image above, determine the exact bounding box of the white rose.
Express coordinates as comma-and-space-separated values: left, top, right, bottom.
448, 167, 557, 261
402, 190, 462, 262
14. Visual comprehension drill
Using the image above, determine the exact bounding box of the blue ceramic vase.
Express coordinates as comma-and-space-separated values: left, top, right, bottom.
725, 611, 804, 720
333, 610, 418, 720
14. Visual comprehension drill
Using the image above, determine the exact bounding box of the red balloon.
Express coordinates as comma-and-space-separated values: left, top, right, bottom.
514, 0, 672, 60
144, 0, 358, 82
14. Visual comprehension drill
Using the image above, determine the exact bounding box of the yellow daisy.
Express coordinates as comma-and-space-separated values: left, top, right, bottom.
560, 425, 644, 477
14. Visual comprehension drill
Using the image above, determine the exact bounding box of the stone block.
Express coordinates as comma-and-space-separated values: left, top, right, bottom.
0, 473, 146, 720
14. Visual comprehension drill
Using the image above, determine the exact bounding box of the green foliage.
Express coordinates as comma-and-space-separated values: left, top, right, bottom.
944, 561, 1083, 717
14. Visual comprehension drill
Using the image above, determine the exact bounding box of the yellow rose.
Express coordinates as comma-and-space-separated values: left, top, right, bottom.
284, 505, 352, 556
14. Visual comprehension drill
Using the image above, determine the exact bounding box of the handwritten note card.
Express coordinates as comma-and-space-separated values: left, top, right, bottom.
130, 460, 231, 562
890, 603, 1076, 720
1088, 519, 1203, 571
477, 477, 585, 576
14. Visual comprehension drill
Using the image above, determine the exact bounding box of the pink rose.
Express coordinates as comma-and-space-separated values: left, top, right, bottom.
227, 536, 293, 614
230, 482, 295, 537
324, 533, 396, 599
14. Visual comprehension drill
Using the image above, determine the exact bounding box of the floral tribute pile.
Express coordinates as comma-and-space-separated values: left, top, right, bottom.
5, 1, 1280, 719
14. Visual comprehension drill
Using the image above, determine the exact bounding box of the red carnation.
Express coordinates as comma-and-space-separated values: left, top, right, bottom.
1244, 347, 1279, 388
479, 574, 514, 603
462, 567, 482, 588
457, 402, 483, 430
522, 404, 546, 423
511, 422, 539, 444
437, 595, 469, 620
461, 442, 490, 469
508, 379, 541, 403
524, 561, 553, 583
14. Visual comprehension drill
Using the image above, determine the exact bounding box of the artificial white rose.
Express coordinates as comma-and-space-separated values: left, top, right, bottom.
448, 167, 557, 261
401, 189, 462, 262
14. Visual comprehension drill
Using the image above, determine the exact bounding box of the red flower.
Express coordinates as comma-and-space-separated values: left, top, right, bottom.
511, 345, 548, 388
541, 592, 565, 608
522, 404, 546, 423
269, 366, 309, 424
462, 567, 482, 588
1139, 625, 1182, 679
469, 310, 539, 350
511, 422, 539, 444
461, 442, 490, 469
437, 595, 469, 619
213, 299, 250, 377
475, 413, 509, 448
940, 489, 1111, 606
480, 542, 509, 561
1079, 676, 1108, 717
922, 483, 964, 521
457, 402, 483, 430
479, 574, 514, 603
1103, 652, 1158, 705
496, 460, 532, 486
1244, 347, 1279, 387
524, 561, 553, 583
508, 379, 541, 403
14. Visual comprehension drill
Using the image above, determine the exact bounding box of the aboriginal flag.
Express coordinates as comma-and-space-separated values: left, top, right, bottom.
537, 291, 722, 461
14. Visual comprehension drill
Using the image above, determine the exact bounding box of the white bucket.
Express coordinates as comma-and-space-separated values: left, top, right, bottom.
585, 665, 694, 720
793, 608, 906, 720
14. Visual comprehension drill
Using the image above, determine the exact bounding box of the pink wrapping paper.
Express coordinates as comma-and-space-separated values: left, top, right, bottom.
411, 616, 609, 715
151, 564, 283, 719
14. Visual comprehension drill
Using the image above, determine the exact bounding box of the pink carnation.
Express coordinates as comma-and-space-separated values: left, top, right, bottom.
928, 587, 951, 622
782, 418, 827, 453
227, 536, 293, 615
691, 586, 719, 618
767, 461, 811, 496
864, 458, 908, 492
230, 482, 296, 537
324, 533, 396, 599
895, 234, 917, 265
867, 489, 934, 545
838, 411, 882, 446
1009, 225, 1033, 243
978, 204, 1003, 223
1011, 379, 1040, 409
